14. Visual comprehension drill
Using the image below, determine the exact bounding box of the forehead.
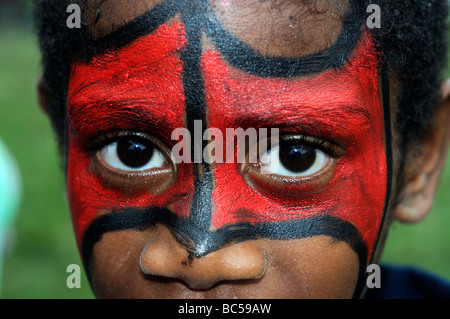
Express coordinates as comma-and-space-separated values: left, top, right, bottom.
69, 0, 377, 138
69, 0, 378, 131
80, 0, 349, 57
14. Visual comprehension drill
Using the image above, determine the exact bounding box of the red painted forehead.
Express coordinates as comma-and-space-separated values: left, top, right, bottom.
67, 22, 387, 263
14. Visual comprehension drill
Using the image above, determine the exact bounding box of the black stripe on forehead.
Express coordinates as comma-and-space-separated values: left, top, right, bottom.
204, 0, 368, 77
81, 208, 368, 298
79, 0, 371, 77
79, 0, 183, 61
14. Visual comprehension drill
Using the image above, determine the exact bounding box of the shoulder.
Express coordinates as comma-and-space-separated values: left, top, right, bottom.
364, 264, 450, 299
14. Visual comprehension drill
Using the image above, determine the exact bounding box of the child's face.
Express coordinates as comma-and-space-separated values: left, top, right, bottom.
65, 0, 394, 298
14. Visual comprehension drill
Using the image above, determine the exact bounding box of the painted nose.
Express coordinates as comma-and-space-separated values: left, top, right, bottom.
139, 225, 267, 290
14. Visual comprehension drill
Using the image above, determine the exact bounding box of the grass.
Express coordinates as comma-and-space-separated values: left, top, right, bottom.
0, 24, 449, 299
0, 25, 93, 298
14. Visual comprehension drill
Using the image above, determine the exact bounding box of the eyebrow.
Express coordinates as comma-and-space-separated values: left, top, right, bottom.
68, 98, 184, 145
68, 92, 373, 146
68, 48, 378, 144
233, 102, 372, 129
205, 95, 375, 144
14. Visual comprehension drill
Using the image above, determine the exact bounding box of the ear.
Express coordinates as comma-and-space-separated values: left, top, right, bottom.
37, 76, 52, 116
394, 80, 450, 223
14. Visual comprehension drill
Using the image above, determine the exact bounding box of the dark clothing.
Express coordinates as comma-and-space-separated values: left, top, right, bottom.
364, 265, 450, 299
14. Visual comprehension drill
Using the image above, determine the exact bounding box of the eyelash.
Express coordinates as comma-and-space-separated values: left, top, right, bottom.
86, 131, 345, 160
85, 131, 151, 153
272, 135, 345, 159
85, 130, 345, 198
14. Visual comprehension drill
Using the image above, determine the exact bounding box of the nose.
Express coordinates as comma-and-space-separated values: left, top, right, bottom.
139, 225, 267, 290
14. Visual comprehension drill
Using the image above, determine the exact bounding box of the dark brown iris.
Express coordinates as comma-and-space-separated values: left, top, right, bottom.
279, 141, 316, 173
117, 137, 154, 169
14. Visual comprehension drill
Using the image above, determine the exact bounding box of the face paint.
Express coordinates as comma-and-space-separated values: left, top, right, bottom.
202, 33, 387, 262
67, 22, 193, 246
66, 0, 389, 298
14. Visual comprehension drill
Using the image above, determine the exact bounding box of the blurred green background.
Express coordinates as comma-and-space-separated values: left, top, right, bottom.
0, 2, 449, 299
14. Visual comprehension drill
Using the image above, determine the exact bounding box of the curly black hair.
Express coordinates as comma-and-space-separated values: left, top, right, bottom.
33, 0, 449, 170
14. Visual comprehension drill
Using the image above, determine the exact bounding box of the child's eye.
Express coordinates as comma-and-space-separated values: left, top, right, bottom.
90, 132, 177, 194
242, 134, 344, 200
99, 137, 166, 172
259, 141, 331, 178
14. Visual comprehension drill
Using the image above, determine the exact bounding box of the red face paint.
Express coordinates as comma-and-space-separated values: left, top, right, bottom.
203, 33, 387, 261
67, 19, 386, 266
67, 22, 194, 246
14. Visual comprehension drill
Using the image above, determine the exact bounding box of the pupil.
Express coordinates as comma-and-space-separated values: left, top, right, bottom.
117, 138, 154, 168
279, 142, 316, 173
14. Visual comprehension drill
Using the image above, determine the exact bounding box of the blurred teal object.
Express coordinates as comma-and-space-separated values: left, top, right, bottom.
0, 138, 21, 296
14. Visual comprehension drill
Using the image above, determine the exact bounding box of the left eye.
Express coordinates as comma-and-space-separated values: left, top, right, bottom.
99, 137, 166, 172
259, 139, 331, 177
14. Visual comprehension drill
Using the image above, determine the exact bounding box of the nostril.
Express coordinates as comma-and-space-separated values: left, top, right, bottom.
179, 241, 267, 290
139, 225, 267, 290
139, 226, 187, 278
214, 241, 267, 281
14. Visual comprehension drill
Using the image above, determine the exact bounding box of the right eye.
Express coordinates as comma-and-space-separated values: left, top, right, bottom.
242, 134, 344, 200
100, 136, 166, 172
91, 132, 177, 194
259, 142, 331, 178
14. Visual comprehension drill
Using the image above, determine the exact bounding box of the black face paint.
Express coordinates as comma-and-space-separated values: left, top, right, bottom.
82, 208, 367, 293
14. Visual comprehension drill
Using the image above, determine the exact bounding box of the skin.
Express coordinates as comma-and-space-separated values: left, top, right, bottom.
38, 0, 450, 299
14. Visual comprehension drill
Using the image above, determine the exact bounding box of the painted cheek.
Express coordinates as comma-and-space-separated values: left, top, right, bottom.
66, 23, 194, 248
202, 35, 387, 261
66, 142, 194, 248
